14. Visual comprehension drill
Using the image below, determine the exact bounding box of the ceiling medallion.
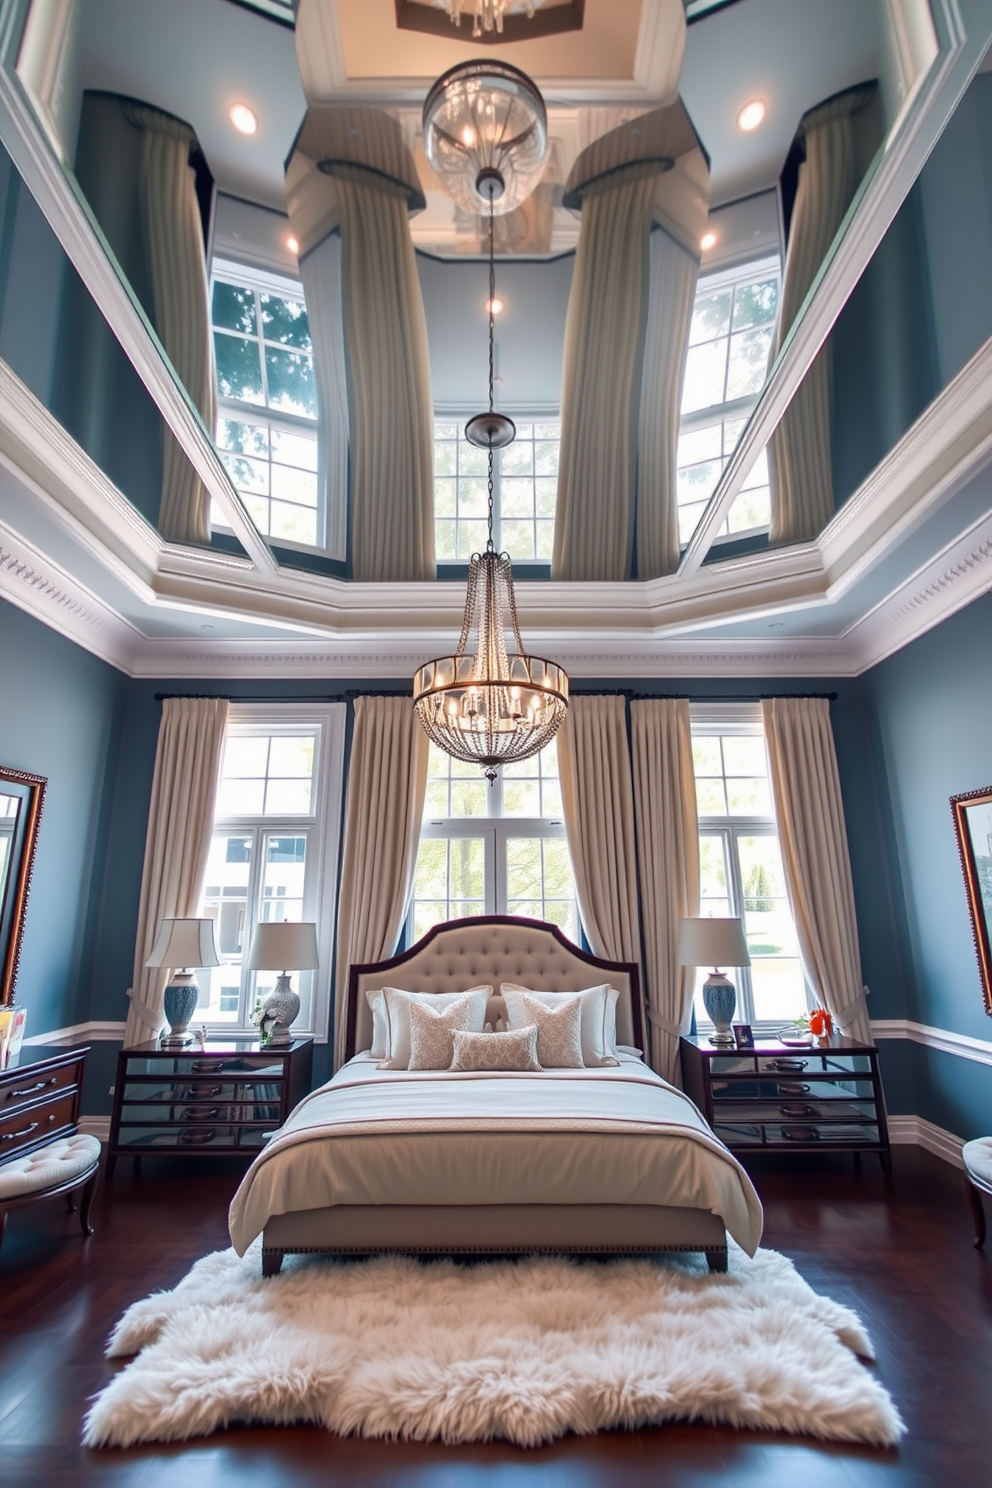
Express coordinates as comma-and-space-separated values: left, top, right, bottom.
413, 137, 568, 780
422, 58, 549, 216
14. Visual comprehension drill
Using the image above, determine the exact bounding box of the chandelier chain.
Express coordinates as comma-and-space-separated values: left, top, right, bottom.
486, 195, 496, 553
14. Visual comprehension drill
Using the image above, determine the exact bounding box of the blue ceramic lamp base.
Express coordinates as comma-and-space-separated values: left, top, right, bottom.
702, 972, 737, 1046
160, 972, 200, 1048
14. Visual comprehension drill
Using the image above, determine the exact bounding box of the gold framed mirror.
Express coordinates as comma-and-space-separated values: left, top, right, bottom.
0, 764, 46, 1006
951, 784, 992, 1018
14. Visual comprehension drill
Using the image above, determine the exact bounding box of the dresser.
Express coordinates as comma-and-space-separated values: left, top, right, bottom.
0, 1045, 88, 1162
107, 1037, 313, 1176
679, 1034, 892, 1175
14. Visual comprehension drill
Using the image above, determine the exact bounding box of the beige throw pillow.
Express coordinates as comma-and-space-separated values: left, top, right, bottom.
407, 996, 474, 1070
449, 1026, 541, 1072
380, 986, 491, 1069
516, 991, 584, 1068
502, 983, 620, 1066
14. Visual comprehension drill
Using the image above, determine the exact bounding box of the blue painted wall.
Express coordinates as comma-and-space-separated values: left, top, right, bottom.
0, 598, 125, 1037
861, 588, 992, 1140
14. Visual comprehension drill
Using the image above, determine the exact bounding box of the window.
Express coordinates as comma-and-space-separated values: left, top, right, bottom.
691, 705, 809, 1028
434, 418, 559, 563
211, 261, 320, 548
411, 741, 578, 943
195, 705, 346, 1038
677, 257, 780, 546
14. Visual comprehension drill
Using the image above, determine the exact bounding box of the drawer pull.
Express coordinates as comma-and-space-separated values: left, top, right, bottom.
2, 1121, 39, 1142
9, 1077, 57, 1098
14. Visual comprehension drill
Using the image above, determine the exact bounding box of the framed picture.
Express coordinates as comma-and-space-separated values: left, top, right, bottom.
733, 1023, 754, 1049
950, 785, 992, 1017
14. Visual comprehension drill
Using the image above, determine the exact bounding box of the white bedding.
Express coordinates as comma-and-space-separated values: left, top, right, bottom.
228, 1053, 763, 1256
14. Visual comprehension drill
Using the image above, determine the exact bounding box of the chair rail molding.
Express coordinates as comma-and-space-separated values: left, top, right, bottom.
872, 1017, 992, 1068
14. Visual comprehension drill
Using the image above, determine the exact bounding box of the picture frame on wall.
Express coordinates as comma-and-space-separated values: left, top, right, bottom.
950, 785, 992, 1017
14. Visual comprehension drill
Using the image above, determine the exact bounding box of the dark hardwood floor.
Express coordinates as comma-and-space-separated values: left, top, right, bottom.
0, 1144, 989, 1486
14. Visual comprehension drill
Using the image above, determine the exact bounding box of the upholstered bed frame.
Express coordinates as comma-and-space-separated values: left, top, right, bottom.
261, 917, 728, 1272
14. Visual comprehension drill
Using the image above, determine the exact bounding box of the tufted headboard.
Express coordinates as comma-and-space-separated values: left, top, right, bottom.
346, 915, 644, 1062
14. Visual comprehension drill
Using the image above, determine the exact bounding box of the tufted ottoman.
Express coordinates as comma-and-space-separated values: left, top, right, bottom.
0, 1132, 101, 1260
962, 1137, 992, 1249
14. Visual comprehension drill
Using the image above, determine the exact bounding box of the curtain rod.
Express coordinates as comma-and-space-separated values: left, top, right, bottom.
153, 689, 839, 704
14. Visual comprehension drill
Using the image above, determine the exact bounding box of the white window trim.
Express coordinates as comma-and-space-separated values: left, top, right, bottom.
201, 702, 346, 1044
690, 702, 813, 1037
679, 254, 781, 546
434, 409, 560, 565
210, 259, 327, 556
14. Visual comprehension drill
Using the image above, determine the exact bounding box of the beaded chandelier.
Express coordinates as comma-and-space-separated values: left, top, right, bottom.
442, 1, 542, 41
413, 105, 568, 781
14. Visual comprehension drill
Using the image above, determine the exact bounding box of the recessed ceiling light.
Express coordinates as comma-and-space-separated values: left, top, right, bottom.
229, 102, 258, 136
700, 230, 717, 251
737, 99, 766, 132
286, 234, 299, 255
487, 296, 505, 316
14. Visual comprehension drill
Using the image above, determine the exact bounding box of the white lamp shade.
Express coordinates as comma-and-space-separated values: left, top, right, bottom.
676, 917, 751, 969
247, 921, 319, 972
145, 917, 220, 970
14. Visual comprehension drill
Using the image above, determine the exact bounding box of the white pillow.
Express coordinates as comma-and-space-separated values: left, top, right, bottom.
380, 986, 491, 1069
365, 988, 389, 1059
515, 991, 584, 1068
449, 1025, 541, 1072
408, 996, 474, 1070
501, 983, 620, 1067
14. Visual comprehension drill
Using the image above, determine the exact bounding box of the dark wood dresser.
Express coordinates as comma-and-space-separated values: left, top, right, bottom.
107, 1037, 314, 1176
0, 1045, 88, 1162
680, 1033, 892, 1174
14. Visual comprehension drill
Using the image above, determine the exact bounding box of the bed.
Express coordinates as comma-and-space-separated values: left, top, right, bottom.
228, 916, 763, 1275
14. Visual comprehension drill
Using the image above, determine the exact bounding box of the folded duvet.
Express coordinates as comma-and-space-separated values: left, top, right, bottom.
229, 1053, 763, 1255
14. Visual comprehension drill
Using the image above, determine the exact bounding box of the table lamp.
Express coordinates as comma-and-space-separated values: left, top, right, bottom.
145, 917, 220, 1048
247, 922, 319, 1046
677, 917, 751, 1047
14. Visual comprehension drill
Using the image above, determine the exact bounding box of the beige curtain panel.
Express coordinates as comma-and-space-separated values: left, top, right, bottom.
552, 170, 659, 581
124, 697, 229, 1047
333, 697, 430, 1068
335, 173, 435, 583
631, 699, 700, 1082
131, 106, 216, 545
768, 85, 876, 546
761, 698, 872, 1043
557, 696, 641, 969
298, 232, 349, 562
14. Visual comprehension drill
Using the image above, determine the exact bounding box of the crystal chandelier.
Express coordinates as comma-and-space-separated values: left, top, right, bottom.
443, 1, 540, 39
422, 58, 548, 217
413, 173, 568, 781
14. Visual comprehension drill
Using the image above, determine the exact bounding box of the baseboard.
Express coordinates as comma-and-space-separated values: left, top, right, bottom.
78, 1116, 111, 1142
888, 1114, 964, 1169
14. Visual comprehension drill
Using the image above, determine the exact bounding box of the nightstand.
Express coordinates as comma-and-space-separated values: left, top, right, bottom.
680, 1033, 892, 1175
107, 1037, 313, 1176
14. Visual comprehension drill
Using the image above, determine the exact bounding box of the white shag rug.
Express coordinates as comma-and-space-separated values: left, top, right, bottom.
83, 1243, 904, 1450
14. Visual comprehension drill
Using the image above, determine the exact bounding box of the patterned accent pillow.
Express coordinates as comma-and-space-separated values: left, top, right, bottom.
449, 1025, 541, 1072
517, 991, 584, 1068
407, 996, 474, 1070
502, 983, 620, 1066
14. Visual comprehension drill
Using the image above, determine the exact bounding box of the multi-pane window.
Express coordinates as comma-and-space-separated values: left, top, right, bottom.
691, 706, 808, 1027
411, 741, 577, 943
434, 418, 558, 563
196, 706, 346, 1037
211, 262, 320, 547
677, 258, 780, 546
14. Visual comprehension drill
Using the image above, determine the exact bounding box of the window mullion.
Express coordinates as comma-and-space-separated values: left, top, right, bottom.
489, 823, 501, 916
726, 824, 756, 1024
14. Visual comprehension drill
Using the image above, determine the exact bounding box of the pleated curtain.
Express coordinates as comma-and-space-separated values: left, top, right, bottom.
124, 698, 229, 1047
333, 697, 429, 1068
761, 698, 872, 1043
551, 171, 659, 581
298, 232, 349, 562
630, 699, 700, 1082
636, 228, 701, 578
130, 106, 216, 545
557, 696, 641, 969
335, 174, 435, 582
768, 86, 874, 546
